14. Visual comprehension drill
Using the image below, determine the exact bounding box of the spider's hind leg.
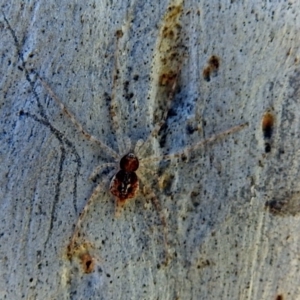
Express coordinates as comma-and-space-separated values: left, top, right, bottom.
138, 173, 171, 266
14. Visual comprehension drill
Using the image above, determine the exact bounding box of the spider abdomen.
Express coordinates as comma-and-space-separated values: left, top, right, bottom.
110, 169, 139, 201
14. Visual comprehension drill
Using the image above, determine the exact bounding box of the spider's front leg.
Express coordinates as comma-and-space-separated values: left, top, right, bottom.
37, 75, 120, 160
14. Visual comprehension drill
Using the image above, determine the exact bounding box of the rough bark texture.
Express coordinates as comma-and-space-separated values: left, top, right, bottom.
1, 1, 299, 299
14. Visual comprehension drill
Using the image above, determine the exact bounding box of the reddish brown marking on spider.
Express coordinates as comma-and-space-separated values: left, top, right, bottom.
110, 153, 140, 215
119, 152, 139, 172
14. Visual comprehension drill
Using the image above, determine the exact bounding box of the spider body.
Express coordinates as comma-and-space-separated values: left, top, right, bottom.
109, 152, 140, 213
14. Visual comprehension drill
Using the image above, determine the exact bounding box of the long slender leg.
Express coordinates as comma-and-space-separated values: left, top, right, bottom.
134, 139, 144, 154
123, 136, 132, 154
89, 162, 118, 181
110, 30, 127, 155
67, 168, 115, 256
37, 75, 119, 160
138, 173, 170, 266
115, 198, 126, 218
140, 122, 248, 163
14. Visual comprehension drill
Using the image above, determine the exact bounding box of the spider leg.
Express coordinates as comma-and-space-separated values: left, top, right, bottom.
138, 173, 170, 266
67, 168, 115, 256
115, 198, 126, 218
37, 75, 119, 160
109, 30, 128, 155
89, 162, 118, 181
134, 139, 144, 154
141, 122, 248, 163
123, 135, 132, 154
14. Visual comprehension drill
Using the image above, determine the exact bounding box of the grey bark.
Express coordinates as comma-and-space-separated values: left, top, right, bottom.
1, 0, 299, 299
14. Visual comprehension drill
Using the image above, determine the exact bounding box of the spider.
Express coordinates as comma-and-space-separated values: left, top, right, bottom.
3, 4, 248, 272
38, 70, 247, 266
37, 69, 179, 262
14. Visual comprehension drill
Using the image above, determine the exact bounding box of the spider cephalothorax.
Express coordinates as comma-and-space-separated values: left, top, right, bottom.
109, 152, 140, 213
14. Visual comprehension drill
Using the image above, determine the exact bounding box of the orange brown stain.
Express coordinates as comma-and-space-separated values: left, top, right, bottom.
203, 55, 221, 81
203, 66, 212, 82
262, 112, 274, 139
208, 55, 220, 70
80, 252, 96, 274
66, 241, 97, 274
156, 3, 185, 89
159, 71, 177, 86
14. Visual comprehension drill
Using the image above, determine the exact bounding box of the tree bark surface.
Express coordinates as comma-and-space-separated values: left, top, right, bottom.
1, 1, 299, 299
